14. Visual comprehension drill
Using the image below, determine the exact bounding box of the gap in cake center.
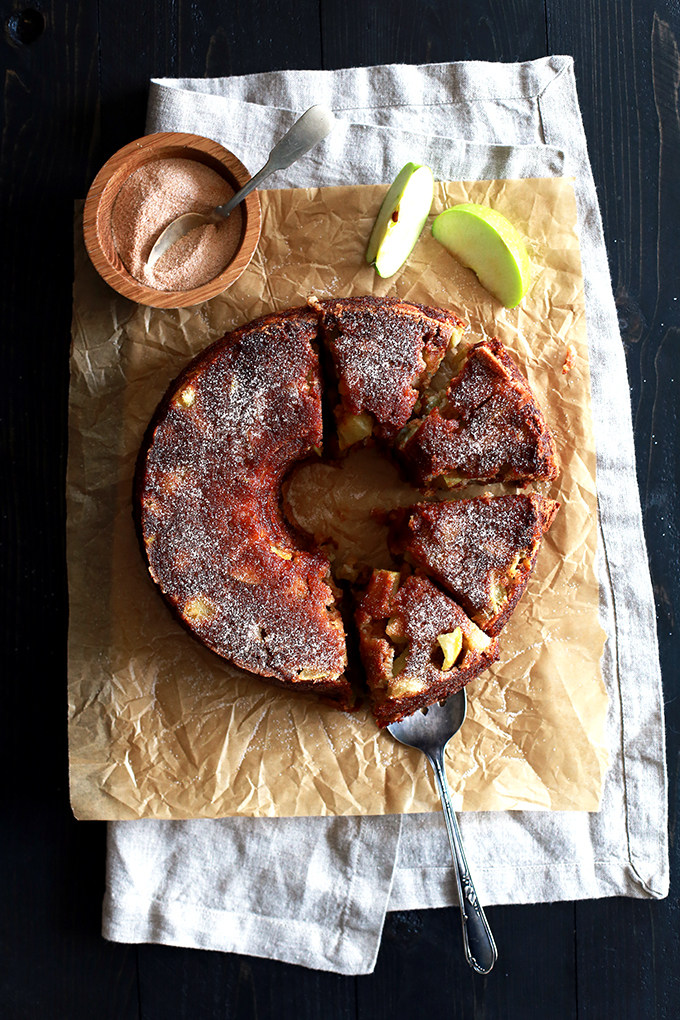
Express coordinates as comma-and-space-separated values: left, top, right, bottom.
283, 444, 518, 586
283, 446, 421, 582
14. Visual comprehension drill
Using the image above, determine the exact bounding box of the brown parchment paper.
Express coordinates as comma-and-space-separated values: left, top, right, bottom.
68, 177, 608, 820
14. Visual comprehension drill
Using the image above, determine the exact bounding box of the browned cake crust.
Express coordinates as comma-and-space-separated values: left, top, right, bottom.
309, 295, 466, 448
387, 494, 560, 637
397, 338, 559, 489
355, 570, 500, 727
135, 307, 354, 709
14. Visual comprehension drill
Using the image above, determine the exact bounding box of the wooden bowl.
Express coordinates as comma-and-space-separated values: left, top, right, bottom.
83, 132, 261, 308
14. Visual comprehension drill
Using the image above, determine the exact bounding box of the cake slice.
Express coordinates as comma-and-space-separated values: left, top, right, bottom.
387, 494, 559, 637
309, 295, 466, 451
355, 570, 499, 727
396, 337, 558, 489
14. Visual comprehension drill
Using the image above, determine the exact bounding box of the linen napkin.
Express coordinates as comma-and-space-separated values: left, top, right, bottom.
102, 57, 668, 975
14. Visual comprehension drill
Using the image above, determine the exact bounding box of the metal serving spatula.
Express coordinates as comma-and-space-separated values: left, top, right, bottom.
388, 689, 498, 974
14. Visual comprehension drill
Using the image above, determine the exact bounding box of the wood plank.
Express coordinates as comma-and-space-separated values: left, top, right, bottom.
547, 2, 680, 1017
574, 897, 680, 1020
357, 904, 577, 1019
0, 1, 139, 1016
91, 7, 344, 1016
137, 945, 356, 1020
96, 0, 324, 160
319, 3, 578, 1016
320, 0, 548, 68
2, 1, 677, 1017
2, 802, 139, 1020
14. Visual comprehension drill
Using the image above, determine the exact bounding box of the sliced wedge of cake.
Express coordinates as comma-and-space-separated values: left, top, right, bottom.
355, 570, 500, 726
309, 295, 466, 451
397, 338, 558, 489
387, 494, 559, 637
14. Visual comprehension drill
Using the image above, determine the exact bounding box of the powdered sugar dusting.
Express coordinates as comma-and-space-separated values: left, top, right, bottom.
137, 302, 557, 722
390, 495, 556, 632
317, 296, 460, 439
400, 339, 558, 485
356, 573, 499, 726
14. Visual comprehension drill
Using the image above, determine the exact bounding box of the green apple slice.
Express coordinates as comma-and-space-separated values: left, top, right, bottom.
431, 203, 531, 308
366, 163, 434, 278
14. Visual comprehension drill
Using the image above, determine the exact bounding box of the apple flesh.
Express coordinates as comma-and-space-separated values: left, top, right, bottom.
431, 203, 531, 308
366, 163, 434, 278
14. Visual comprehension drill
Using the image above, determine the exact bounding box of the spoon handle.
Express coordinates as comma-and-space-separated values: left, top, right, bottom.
213, 105, 335, 219
212, 163, 278, 218
428, 750, 497, 975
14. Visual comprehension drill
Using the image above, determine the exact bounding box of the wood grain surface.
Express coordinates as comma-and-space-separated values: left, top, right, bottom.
1, 1, 678, 1018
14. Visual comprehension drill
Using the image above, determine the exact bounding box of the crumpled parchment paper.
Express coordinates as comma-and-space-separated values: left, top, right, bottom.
68, 176, 607, 820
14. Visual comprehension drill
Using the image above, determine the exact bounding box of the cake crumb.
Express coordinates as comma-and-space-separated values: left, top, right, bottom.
562, 344, 577, 375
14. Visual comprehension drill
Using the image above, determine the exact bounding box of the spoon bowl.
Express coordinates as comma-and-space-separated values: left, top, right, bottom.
388, 689, 497, 975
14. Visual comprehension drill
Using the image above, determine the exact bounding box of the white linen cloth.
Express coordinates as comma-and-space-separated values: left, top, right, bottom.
103, 57, 668, 975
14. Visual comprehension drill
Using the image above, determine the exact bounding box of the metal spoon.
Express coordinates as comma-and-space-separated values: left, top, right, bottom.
147, 104, 336, 268
388, 689, 498, 975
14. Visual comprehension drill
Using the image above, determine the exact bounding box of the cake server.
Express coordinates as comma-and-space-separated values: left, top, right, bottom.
147, 104, 336, 267
387, 689, 497, 974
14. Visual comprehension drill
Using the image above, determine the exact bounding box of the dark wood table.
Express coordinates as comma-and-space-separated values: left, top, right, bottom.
2, 2, 678, 1017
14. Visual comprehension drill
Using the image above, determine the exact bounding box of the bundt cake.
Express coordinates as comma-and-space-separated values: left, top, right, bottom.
355, 570, 500, 727
386, 494, 560, 637
396, 337, 559, 489
136, 297, 559, 726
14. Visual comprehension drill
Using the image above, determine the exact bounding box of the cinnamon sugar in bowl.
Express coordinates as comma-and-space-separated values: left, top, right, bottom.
84, 133, 261, 308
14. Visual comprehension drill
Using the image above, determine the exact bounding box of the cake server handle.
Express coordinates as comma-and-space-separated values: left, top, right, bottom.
427, 747, 498, 975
